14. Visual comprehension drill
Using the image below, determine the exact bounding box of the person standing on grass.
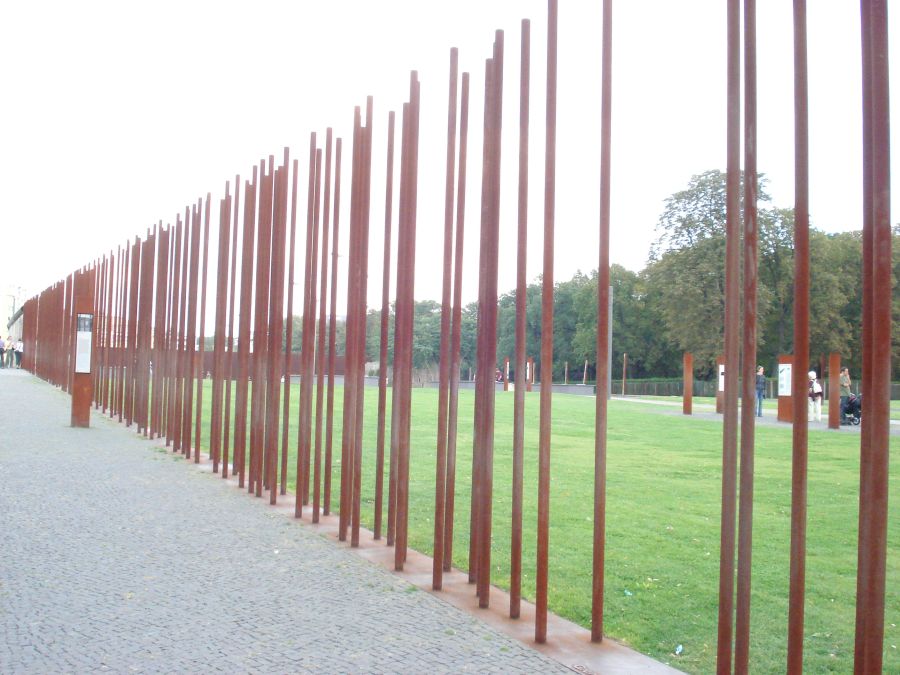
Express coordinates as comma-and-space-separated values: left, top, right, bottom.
839, 367, 851, 417
755, 365, 766, 417
808, 370, 823, 422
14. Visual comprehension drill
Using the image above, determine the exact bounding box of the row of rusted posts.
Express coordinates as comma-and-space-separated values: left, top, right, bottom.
19, 1, 891, 668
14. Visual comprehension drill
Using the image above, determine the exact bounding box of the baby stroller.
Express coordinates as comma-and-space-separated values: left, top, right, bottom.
841, 393, 862, 426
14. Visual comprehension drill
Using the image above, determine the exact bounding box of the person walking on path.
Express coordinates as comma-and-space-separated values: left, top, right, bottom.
0, 336, 6, 369
755, 365, 766, 417
839, 367, 852, 417
6, 337, 14, 368
808, 370, 824, 422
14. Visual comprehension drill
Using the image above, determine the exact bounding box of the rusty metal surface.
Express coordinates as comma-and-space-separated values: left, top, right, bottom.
592, 0, 611, 643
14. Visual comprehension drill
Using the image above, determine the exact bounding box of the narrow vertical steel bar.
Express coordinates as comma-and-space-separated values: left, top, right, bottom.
152, 229, 170, 438
266, 152, 289, 504
855, 2, 890, 670
166, 226, 181, 439
536, 1, 555, 637
281, 163, 299, 494
342, 116, 363, 539
235, 171, 258, 487
351, 99, 374, 547
211, 186, 232, 470
433, 48, 459, 589
194, 195, 211, 461
443, 71, 470, 573
297, 135, 318, 519
251, 159, 274, 495
340, 118, 360, 538
303, 148, 322, 508
787, 1, 810, 671
735, 0, 758, 669
103, 251, 116, 414
716, 0, 742, 668
375, 111, 396, 541
222, 175, 241, 478
854, 1, 875, 666
591, 0, 612, 642
511, 19, 530, 619
182, 202, 202, 459
126, 236, 141, 427
314, 131, 334, 523
324, 139, 342, 516
174, 212, 190, 451
394, 74, 420, 571
470, 57, 493, 589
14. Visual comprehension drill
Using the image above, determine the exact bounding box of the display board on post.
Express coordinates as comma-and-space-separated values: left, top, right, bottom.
715, 354, 725, 414
777, 354, 793, 423
71, 270, 95, 428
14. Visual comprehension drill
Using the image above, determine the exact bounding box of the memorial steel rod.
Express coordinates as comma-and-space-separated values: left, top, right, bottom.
735, 0, 758, 669
281, 163, 298, 494
324, 139, 342, 516
235, 169, 258, 487
443, 70, 469, 573
210, 184, 232, 472
592, 0, 611, 643
433, 48, 458, 590
511, 17, 530, 620
314, 132, 334, 522
715, 0, 741, 669
375, 111, 396, 541
536, 0, 555, 638
854, 1, 890, 670
194, 195, 211, 462
787, 1, 810, 670
223, 175, 241, 479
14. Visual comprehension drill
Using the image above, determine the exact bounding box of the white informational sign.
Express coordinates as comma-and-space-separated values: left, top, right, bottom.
778, 363, 792, 397
74, 314, 93, 374
718, 364, 725, 392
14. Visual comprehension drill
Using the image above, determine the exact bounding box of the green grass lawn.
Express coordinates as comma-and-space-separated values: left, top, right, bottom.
190, 380, 897, 674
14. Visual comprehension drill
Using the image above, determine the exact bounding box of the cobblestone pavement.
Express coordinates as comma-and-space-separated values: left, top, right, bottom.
0, 371, 568, 674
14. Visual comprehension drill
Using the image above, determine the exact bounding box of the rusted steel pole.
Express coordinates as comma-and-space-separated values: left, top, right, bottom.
298, 134, 318, 519
683, 352, 693, 415
787, 1, 810, 671
511, 18, 530, 619
375, 111, 396, 540
314, 132, 333, 522
715, 0, 742, 668
139, 232, 156, 435
166, 227, 181, 439
351, 98, 374, 547
194, 195, 211, 461
341, 116, 362, 540
126, 236, 141, 428
210, 185, 232, 471
251, 159, 274, 495
469, 57, 494, 587
182, 202, 202, 459
174, 212, 190, 451
281, 162, 299, 494
235, 170, 258, 487
324, 139, 342, 516
103, 251, 116, 414
266, 152, 289, 504
592, 0, 611, 643
443, 72, 468, 570
855, 2, 890, 670
304, 147, 322, 509
433, 48, 459, 590
735, 0, 758, 668
394, 74, 420, 571
536, 0, 555, 639
223, 175, 241, 478
152, 229, 170, 438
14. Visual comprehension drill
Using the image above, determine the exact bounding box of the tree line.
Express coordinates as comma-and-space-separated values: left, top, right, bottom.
273, 170, 897, 382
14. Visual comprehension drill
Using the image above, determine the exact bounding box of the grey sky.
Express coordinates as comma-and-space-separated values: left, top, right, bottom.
1, 0, 896, 314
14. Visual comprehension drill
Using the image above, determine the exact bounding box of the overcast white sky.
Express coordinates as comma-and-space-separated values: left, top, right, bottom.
1, 0, 897, 316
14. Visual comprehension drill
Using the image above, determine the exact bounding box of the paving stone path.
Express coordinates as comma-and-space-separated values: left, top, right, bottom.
0, 370, 568, 674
